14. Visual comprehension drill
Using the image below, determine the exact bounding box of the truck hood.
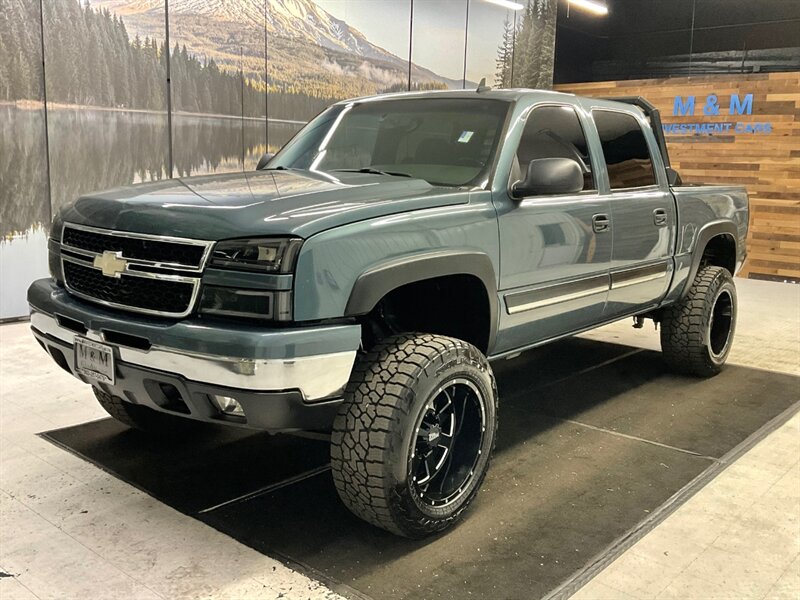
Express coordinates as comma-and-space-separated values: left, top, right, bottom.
60, 170, 470, 240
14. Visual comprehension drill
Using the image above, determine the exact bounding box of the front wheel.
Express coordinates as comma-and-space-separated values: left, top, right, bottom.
660, 266, 737, 377
331, 333, 498, 538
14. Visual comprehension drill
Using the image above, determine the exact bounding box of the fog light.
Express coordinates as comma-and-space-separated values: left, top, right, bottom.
211, 395, 245, 418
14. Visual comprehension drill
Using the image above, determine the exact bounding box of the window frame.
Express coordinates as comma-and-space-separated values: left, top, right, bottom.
507, 102, 600, 200
590, 108, 661, 194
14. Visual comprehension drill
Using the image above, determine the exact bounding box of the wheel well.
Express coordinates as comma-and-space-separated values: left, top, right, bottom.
362, 275, 491, 353
700, 234, 736, 274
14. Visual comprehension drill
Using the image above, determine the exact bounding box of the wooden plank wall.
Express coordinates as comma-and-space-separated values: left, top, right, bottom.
556, 72, 800, 281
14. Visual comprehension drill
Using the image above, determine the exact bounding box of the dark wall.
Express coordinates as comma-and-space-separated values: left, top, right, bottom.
555, 0, 800, 84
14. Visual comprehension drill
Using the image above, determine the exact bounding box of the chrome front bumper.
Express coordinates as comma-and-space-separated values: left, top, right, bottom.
31, 311, 356, 401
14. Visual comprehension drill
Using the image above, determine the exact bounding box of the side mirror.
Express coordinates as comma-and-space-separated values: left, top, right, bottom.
256, 152, 275, 170
512, 157, 584, 198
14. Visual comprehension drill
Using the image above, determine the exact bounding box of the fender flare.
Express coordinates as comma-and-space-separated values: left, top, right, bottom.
681, 220, 739, 298
344, 250, 499, 351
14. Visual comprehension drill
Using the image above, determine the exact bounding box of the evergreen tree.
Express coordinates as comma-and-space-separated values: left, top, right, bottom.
506, 0, 557, 90
495, 14, 514, 88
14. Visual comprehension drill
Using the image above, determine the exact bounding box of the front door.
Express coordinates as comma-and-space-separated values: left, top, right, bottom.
493, 104, 613, 354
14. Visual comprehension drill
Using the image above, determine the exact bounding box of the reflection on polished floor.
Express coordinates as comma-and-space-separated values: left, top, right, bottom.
1, 278, 798, 600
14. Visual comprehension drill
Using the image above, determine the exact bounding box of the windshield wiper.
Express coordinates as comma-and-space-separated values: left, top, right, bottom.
331, 168, 413, 178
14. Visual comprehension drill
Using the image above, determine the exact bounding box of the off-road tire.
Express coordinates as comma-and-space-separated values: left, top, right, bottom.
93, 388, 200, 436
331, 333, 498, 538
660, 266, 737, 377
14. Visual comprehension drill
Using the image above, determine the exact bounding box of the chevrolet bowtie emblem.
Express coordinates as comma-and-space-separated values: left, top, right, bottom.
93, 251, 127, 278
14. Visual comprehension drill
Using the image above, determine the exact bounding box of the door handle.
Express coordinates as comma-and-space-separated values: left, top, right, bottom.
653, 208, 668, 227
592, 213, 610, 233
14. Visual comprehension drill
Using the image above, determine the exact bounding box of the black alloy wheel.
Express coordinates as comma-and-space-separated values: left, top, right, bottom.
708, 289, 734, 359
409, 378, 486, 508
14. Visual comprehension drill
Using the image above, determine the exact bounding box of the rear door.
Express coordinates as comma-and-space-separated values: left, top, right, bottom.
590, 108, 676, 317
493, 103, 613, 354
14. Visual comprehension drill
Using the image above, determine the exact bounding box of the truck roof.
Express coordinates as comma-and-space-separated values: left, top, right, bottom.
335, 88, 577, 105
334, 88, 647, 115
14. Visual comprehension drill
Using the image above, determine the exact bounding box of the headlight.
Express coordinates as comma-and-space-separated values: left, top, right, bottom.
210, 238, 302, 274
198, 286, 293, 321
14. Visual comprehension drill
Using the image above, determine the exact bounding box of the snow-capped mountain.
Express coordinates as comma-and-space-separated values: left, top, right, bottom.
100, 0, 406, 67
94, 0, 466, 95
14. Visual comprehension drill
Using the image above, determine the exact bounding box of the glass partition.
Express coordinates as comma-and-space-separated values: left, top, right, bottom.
0, 0, 50, 318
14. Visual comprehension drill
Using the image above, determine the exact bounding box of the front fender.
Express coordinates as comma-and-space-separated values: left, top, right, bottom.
292, 191, 501, 325
344, 250, 499, 350
344, 250, 497, 315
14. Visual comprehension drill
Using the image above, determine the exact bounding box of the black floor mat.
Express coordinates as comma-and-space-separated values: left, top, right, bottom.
42, 338, 800, 600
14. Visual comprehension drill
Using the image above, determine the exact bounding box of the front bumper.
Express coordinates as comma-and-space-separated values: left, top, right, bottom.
28, 279, 361, 432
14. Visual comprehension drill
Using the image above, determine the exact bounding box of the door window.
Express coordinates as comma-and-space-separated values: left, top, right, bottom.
593, 110, 657, 189
513, 105, 595, 192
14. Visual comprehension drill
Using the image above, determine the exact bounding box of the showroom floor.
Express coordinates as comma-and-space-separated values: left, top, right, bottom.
1, 278, 798, 600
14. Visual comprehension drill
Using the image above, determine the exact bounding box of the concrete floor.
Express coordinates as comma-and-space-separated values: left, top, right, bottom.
1, 277, 798, 600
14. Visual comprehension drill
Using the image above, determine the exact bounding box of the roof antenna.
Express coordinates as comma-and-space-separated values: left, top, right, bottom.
476, 77, 491, 93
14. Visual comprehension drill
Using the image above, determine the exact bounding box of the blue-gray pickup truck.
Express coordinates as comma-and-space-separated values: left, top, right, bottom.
29, 89, 749, 537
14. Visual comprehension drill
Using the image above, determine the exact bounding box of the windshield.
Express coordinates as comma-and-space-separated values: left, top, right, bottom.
268, 98, 511, 187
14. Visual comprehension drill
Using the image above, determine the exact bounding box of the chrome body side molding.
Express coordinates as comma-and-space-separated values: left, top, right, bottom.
610, 261, 669, 290
504, 273, 609, 314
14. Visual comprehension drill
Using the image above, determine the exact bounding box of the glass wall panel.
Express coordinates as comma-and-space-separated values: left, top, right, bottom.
243, 0, 268, 170
0, 0, 50, 318
411, 0, 468, 90
44, 0, 170, 213
508, 0, 557, 88
464, 0, 519, 88
269, 0, 412, 137
164, 1, 262, 175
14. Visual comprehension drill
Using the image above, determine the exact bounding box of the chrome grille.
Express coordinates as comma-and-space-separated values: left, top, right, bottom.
60, 223, 213, 317
63, 260, 196, 315
62, 223, 210, 271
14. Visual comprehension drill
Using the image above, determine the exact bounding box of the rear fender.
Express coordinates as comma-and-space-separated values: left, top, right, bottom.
680, 220, 739, 298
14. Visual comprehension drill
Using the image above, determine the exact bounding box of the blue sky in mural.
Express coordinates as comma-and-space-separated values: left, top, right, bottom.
315, 0, 411, 60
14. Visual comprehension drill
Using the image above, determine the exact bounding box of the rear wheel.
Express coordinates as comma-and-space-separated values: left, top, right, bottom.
331, 333, 498, 538
93, 388, 200, 436
660, 266, 737, 377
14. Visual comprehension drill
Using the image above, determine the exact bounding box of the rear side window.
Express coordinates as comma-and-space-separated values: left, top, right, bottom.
515, 105, 595, 191
593, 110, 657, 189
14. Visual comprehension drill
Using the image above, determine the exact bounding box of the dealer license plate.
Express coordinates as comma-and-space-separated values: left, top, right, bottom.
74, 337, 115, 385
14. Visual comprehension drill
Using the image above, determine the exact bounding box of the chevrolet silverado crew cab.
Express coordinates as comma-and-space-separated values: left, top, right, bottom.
29, 89, 749, 538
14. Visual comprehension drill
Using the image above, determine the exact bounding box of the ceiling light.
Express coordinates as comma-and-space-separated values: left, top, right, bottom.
484, 0, 525, 10
568, 0, 608, 16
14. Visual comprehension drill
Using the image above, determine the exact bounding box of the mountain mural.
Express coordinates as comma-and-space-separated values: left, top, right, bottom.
95, 0, 467, 96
